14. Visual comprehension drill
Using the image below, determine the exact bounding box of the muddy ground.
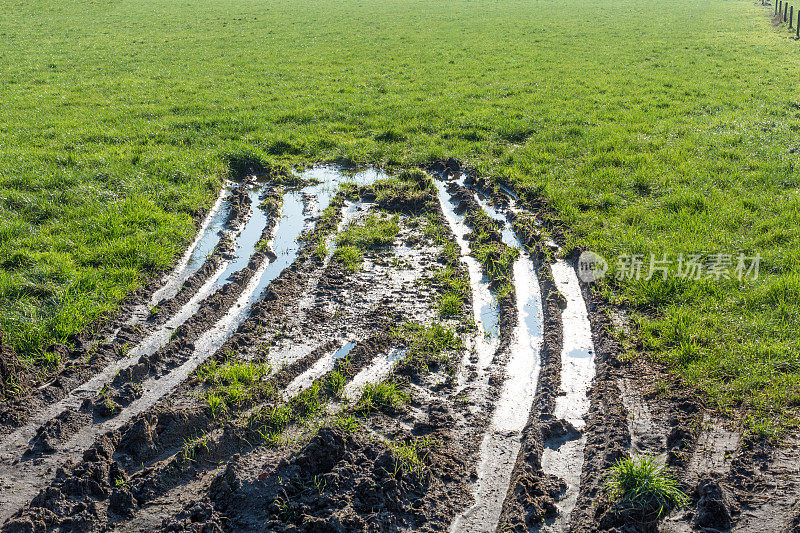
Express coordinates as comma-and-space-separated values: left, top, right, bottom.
0, 163, 798, 532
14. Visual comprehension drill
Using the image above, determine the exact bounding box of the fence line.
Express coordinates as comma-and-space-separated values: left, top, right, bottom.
770, 0, 799, 39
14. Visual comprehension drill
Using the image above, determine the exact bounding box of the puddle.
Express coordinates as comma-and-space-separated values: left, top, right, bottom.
216, 186, 269, 287
450, 182, 545, 532
185, 189, 231, 272
296, 166, 389, 217
432, 178, 499, 371
540, 259, 596, 530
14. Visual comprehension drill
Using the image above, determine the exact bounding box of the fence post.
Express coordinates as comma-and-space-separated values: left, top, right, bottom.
785, 2, 789, 21
791, 6, 794, 28
796, 10, 799, 37
779, 1, 783, 17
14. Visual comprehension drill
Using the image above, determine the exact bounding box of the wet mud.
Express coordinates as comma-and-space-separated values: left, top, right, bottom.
0, 163, 797, 533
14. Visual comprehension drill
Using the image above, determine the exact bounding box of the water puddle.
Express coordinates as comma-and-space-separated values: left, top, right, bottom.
449, 179, 545, 532
540, 259, 596, 531
216, 186, 269, 287
432, 179, 499, 372
184, 192, 231, 273
296, 166, 389, 217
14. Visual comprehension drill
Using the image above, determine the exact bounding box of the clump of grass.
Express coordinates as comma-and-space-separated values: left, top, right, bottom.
182, 432, 211, 462
472, 241, 519, 287
325, 369, 346, 397
437, 292, 462, 318
314, 237, 329, 260
355, 381, 409, 414
206, 392, 226, 417
393, 321, 463, 374
430, 265, 470, 321
333, 245, 363, 272
420, 212, 462, 267
386, 435, 436, 482
39, 350, 60, 368
338, 213, 399, 248
291, 380, 325, 419
606, 454, 688, 518
334, 414, 360, 433
197, 359, 269, 385
246, 374, 337, 447
332, 211, 400, 272
367, 170, 434, 210
197, 360, 269, 411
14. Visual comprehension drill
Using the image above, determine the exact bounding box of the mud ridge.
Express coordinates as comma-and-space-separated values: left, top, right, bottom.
497, 260, 565, 531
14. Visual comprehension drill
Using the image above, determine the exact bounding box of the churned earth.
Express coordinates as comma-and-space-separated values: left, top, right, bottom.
0, 166, 798, 533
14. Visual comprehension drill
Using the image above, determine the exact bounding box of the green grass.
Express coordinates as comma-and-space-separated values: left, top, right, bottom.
606, 454, 688, 518
246, 374, 339, 445
393, 321, 463, 375
1, 0, 799, 433
421, 213, 472, 320
337, 213, 400, 249
386, 436, 436, 482
197, 360, 270, 411
355, 381, 410, 414
181, 432, 212, 462
437, 292, 463, 318
332, 245, 363, 273
333, 212, 400, 271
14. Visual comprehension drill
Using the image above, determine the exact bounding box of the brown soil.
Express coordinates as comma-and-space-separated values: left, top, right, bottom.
1, 165, 798, 533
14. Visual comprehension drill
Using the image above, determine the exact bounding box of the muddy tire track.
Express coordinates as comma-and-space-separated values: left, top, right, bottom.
4, 165, 798, 533
0, 184, 248, 437
0, 184, 288, 524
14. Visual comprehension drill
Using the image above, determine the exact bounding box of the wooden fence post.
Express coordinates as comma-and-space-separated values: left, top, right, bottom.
785, 2, 789, 21
796, 10, 799, 37
791, 6, 794, 28
779, 1, 783, 17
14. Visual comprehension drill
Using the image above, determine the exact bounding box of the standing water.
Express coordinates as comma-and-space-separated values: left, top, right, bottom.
432, 179, 500, 373
448, 178, 545, 532
539, 260, 595, 531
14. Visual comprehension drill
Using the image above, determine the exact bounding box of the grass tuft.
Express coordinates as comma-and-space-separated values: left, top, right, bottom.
355, 381, 409, 414
606, 454, 688, 518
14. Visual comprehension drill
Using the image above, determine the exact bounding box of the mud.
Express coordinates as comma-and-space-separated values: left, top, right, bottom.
0, 183, 251, 435
1, 164, 798, 533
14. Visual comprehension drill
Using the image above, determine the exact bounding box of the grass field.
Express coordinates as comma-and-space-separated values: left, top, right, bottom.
1, 0, 799, 435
